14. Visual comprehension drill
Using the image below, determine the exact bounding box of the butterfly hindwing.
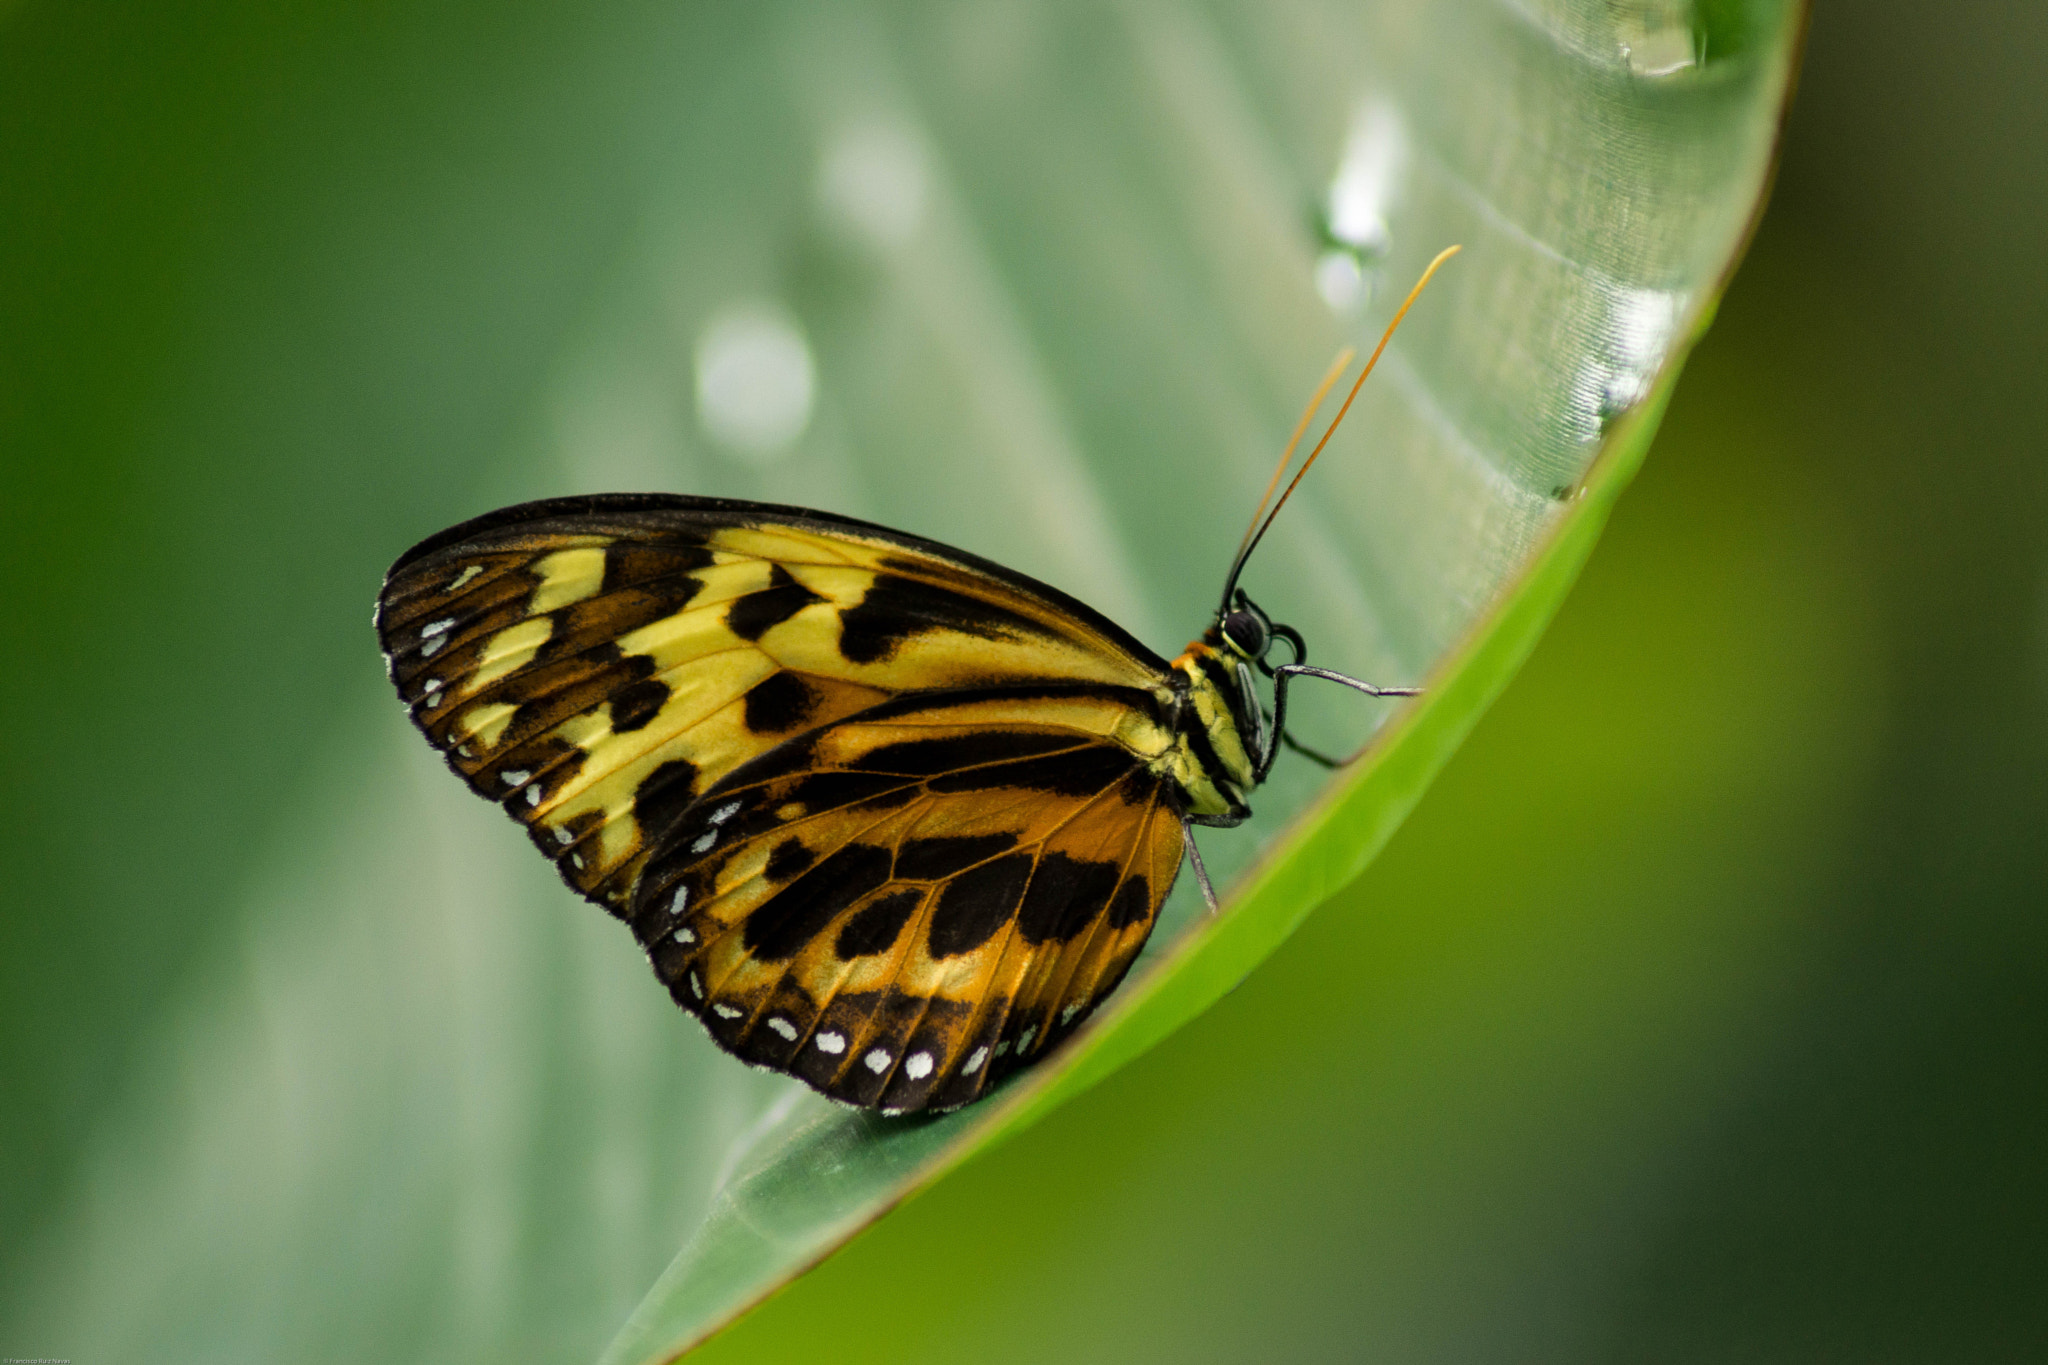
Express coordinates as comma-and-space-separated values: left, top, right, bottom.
374, 495, 1171, 918
629, 689, 1187, 1111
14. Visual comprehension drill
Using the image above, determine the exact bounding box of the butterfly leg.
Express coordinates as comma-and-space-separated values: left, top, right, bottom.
1279, 730, 1343, 768
1259, 663, 1422, 783
1181, 821, 1219, 913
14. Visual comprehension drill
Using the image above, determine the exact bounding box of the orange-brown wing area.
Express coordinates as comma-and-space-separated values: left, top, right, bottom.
373, 495, 1169, 914
630, 692, 1187, 1112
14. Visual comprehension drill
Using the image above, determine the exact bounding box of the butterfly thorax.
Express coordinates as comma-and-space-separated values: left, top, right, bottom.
1160, 637, 1259, 820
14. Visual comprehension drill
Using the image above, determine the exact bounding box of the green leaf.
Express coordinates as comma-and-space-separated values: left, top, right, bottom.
599, 9, 1801, 1362
4, 2, 1801, 1362
601, 380, 1688, 1365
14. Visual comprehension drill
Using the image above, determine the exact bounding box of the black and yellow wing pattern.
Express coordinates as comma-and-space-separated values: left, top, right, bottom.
375, 494, 1187, 1111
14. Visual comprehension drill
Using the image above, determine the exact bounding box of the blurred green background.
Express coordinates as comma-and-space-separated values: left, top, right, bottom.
4, 0, 2042, 1361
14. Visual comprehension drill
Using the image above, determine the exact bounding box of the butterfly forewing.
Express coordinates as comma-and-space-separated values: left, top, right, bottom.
375, 495, 1187, 1109
376, 496, 1167, 907
633, 691, 1185, 1110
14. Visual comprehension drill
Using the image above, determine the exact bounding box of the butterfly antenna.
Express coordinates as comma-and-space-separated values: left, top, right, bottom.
1219, 244, 1461, 611
1233, 346, 1356, 562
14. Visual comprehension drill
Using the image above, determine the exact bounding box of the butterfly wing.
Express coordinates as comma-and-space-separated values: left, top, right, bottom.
633, 687, 1187, 1111
374, 494, 1170, 913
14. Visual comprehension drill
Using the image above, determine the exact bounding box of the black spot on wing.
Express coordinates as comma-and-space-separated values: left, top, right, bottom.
834, 889, 924, 959
928, 853, 1035, 957
764, 838, 816, 883
602, 541, 713, 594
727, 565, 824, 641
1106, 874, 1153, 930
896, 833, 1019, 880
742, 671, 817, 733
743, 843, 894, 960
1016, 851, 1124, 944
609, 676, 670, 733
928, 744, 1135, 797
781, 770, 921, 814
635, 758, 701, 844
836, 573, 1049, 665
724, 733, 819, 786
860, 730, 1080, 776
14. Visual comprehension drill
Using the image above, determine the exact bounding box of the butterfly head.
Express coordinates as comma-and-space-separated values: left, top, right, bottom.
1215, 589, 1309, 678
1218, 597, 1271, 662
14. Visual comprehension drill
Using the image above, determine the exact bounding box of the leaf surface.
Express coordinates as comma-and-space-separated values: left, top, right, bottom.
2, 2, 1803, 1361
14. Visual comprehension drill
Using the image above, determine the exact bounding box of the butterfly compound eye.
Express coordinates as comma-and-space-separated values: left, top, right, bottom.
1221, 609, 1268, 658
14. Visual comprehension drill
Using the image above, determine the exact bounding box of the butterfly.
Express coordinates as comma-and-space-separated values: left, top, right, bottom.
374, 248, 1456, 1113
